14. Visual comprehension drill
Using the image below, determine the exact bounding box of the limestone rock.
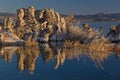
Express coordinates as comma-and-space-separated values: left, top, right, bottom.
35, 8, 67, 42
3, 6, 68, 42
0, 32, 24, 43
4, 17, 14, 33
15, 6, 40, 40
16, 8, 26, 27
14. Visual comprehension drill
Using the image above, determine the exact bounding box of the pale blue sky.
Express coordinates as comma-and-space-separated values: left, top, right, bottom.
0, 0, 119, 15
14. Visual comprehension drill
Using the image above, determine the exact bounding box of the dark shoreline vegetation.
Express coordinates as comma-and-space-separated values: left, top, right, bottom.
0, 6, 120, 52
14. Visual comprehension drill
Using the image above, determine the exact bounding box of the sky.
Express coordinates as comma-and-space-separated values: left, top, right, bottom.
0, 0, 120, 15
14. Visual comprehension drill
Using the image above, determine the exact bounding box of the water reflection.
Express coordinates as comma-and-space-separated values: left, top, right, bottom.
0, 47, 17, 62
16, 46, 39, 74
0, 43, 116, 73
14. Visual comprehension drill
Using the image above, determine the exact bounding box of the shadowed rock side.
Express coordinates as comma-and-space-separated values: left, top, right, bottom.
107, 25, 120, 43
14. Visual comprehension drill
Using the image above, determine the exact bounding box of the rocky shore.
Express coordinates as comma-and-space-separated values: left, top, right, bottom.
0, 6, 120, 52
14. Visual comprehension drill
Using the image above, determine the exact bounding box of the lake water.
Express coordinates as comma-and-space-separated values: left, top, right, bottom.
79, 21, 120, 35
0, 21, 120, 80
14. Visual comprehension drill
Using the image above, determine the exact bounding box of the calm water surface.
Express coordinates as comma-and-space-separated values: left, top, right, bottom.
0, 21, 120, 80
79, 21, 120, 35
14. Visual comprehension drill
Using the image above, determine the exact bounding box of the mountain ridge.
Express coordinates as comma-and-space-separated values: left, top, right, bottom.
73, 12, 120, 21
0, 12, 120, 21
0, 12, 16, 16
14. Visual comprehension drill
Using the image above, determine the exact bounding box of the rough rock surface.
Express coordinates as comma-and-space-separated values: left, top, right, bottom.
35, 8, 67, 41
0, 6, 67, 43
15, 6, 67, 42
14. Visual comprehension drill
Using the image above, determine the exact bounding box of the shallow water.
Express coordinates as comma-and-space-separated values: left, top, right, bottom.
0, 21, 120, 80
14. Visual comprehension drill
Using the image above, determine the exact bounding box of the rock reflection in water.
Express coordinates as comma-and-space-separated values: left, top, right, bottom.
0, 47, 17, 62
16, 46, 39, 74
0, 43, 114, 73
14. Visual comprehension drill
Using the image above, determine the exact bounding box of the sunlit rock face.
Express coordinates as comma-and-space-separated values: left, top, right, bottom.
15, 6, 40, 40
15, 8, 26, 28
0, 6, 67, 43
14, 6, 67, 42
4, 17, 14, 32
0, 32, 23, 43
0, 17, 24, 44
24, 6, 39, 29
0, 17, 24, 43
0, 33, 4, 42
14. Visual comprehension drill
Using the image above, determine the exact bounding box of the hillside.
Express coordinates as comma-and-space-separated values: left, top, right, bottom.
0, 12, 120, 21
0, 12, 15, 16
74, 12, 120, 21
0, 12, 16, 21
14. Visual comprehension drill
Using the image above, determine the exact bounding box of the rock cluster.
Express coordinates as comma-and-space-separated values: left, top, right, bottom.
35, 8, 67, 41
0, 17, 22, 43
0, 6, 68, 43
15, 6, 67, 42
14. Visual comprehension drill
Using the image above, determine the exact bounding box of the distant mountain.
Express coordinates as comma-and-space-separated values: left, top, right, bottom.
73, 12, 120, 21
0, 12, 16, 17
0, 12, 16, 21
0, 12, 120, 21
